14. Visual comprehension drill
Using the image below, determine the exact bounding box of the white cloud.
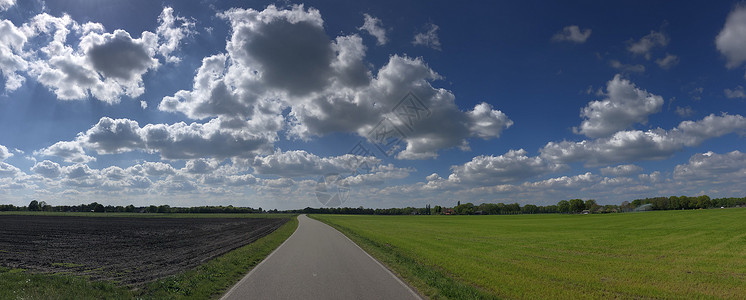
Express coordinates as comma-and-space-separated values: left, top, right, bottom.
522, 172, 598, 190
252, 150, 379, 178
78, 117, 145, 154
655, 53, 679, 69
600, 164, 642, 176
4, 7, 191, 102
156, 6, 195, 63
52, 116, 276, 160
36, 141, 95, 163
575, 75, 664, 138
627, 30, 668, 60
340, 163, 413, 186
675, 106, 694, 117
182, 158, 219, 174
20, 13, 160, 103
0, 0, 15, 11
0, 19, 28, 91
609, 60, 645, 73
674, 151, 746, 185
161, 6, 511, 160
358, 14, 387, 45
551, 25, 591, 43
31, 160, 62, 178
716, 5, 746, 69
445, 149, 567, 186
412, 23, 441, 50
724, 86, 746, 99
0, 144, 12, 160
0, 161, 21, 177
543, 113, 746, 166
140, 100, 147, 109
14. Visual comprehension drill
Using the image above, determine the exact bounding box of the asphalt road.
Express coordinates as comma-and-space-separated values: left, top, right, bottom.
221, 214, 422, 300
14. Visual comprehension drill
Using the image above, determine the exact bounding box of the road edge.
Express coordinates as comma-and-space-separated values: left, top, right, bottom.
220, 214, 302, 300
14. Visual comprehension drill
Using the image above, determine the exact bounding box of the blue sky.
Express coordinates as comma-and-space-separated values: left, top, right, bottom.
1, 0, 745, 209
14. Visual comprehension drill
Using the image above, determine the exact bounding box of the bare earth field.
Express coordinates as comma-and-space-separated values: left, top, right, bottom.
0, 215, 288, 286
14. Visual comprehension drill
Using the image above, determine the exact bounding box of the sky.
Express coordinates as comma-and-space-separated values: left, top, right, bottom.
1, 0, 745, 210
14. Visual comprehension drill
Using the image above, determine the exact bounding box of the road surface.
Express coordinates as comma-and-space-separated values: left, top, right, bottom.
222, 214, 422, 300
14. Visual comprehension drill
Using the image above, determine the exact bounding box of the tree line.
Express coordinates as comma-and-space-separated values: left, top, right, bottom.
2, 195, 745, 215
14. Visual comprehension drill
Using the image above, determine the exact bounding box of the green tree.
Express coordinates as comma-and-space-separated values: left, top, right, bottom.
93, 203, 105, 212
557, 200, 570, 213
569, 199, 585, 213
28, 200, 39, 211
584, 199, 598, 212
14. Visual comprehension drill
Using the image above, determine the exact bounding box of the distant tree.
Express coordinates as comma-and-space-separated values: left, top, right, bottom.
28, 200, 39, 211
157, 205, 170, 213
557, 200, 569, 213
125, 205, 135, 213
584, 199, 599, 212
569, 199, 585, 213
454, 202, 474, 215
93, 203, 105, 212
522, 204, 538, 214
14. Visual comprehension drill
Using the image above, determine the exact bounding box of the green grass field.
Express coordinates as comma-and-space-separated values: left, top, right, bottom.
0, 214, 298, 299
312, 209, 746, 299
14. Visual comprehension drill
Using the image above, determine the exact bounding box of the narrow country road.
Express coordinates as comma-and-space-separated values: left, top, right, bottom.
221, 214, 422, 300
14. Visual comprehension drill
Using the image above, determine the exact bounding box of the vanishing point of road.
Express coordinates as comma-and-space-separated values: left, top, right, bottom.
222, 214, 422, 300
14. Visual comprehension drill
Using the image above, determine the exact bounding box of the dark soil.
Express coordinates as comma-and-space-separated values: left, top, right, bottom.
0, 215, 288, 286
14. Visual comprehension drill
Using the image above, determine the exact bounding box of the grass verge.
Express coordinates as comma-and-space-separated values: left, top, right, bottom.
309, 214, 495, 300
0, 215, 299, 299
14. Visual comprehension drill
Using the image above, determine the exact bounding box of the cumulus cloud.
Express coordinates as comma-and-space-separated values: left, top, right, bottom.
412, 23, 441, 50
543, 113, 746, 166
674, 151, 746, 185
551, 25, 591, 43
51, 116, 275, 160
0, 161, 21, 177
31, 160, 62, 178
627, 30, 668, 60
0, 0, 15, 11
724, 86, 746, 99
340, 163, 413, 186
599, 164, 643, 176
716, 5, 746, 69
156, 6, 195, 63
252, 150, 379, 178
575, 75, 664, 138
655, 53, 679, 69
4, 7, 190, 102
36, 141, 95, 163
0, 19, 28, 91
161, 5, 512, 160
222, 5, 334, 96
0, 144, 12, 160
358, 14, 387, 45
444, 149, 567, 186
78, 117, 145, 154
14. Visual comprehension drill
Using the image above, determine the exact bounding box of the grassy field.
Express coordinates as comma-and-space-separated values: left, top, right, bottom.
0, 214, 298, 299
311, 209, 746, 299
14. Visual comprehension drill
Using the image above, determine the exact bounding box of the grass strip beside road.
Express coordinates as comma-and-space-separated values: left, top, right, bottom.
309, 214, 495, 300
0, 214, 299, 299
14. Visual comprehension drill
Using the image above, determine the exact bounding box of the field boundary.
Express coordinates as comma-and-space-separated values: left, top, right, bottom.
309, 214, 496, 300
